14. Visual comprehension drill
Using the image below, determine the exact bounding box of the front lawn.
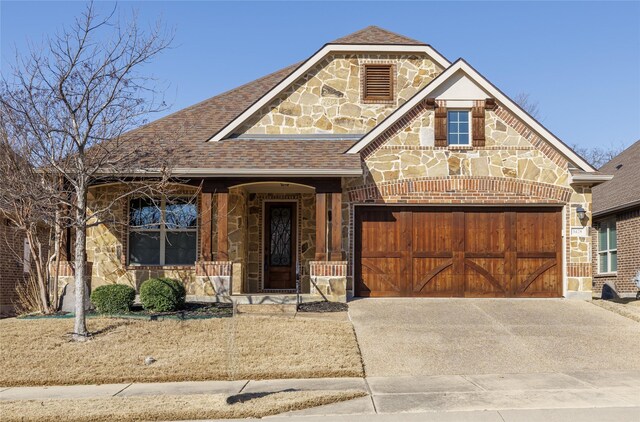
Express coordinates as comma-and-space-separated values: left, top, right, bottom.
0, 315, 363, 386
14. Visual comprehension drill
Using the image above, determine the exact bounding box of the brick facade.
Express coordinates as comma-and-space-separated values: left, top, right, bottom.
0, 217, 51, 315
0, 218, 27, 314
592, 208, 640, 297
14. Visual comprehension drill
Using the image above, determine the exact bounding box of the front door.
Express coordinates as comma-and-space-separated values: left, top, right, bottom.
264, 202, 297, 290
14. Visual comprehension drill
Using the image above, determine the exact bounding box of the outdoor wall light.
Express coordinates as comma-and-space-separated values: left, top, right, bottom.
576, 205, 587, 221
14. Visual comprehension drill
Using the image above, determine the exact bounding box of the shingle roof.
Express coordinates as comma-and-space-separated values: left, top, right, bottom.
169, 139, 361, 172
331, 26, 425, 45
128, 63, 299, 143
592, 140, 640, 215
111, 26, 428, 174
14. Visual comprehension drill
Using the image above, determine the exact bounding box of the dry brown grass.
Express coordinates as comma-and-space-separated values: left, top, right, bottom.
0, 390, 367, 422
0, 315, 363, 387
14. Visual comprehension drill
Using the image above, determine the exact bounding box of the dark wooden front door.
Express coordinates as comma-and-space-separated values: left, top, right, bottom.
355, 207, 562, 298
264, 202, 297, 290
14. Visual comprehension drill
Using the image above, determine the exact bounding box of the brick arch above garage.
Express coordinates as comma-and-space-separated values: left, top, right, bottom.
346, 176, 573, 204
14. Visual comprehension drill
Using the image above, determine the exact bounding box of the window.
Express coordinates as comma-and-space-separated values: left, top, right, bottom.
598, 218, 617, 273
447, 110, 471, 145
363, 64, 393, 101
128, 197, 197, 266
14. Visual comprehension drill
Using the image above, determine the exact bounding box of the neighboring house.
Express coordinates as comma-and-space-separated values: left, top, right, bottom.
73, 26, 611, 303
592, 140, 640, 298
0, 213, 33, 315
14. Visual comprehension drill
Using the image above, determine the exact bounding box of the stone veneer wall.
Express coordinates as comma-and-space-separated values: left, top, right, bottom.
228, 187, 247, 293
592, 208, 640, 297
245, 193, 316, 293
340, 102, 594, 298
236, 53, 443, 135
85, 184, 217, 296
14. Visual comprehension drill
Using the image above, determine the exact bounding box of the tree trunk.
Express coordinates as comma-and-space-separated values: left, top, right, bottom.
27, 231, 50, 314
73, 189, 88, 340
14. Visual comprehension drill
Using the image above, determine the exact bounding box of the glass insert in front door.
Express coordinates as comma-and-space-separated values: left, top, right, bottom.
269, 206, 292, 266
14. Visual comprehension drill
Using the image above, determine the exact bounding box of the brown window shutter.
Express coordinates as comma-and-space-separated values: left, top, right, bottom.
364, 64, 393, 101
472, 104, 485, 146
434, 105, 447, 147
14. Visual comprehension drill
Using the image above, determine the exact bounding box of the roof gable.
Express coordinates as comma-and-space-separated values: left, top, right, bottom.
206, 28, 450, 142
347, 59, 596, 172
593, 140, 640, 215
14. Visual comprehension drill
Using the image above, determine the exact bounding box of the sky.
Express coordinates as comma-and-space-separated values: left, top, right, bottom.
1, 1, 639, 149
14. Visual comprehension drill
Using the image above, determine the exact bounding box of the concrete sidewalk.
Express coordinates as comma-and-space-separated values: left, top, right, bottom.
2, 370, 639, 419
209, 407, 640, 421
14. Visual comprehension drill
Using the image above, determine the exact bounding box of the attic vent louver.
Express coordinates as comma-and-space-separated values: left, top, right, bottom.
363, 64, 393, 101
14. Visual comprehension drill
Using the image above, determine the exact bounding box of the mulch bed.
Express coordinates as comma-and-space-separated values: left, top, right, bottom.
18, 302, 233, 321
297, 301, 348, 313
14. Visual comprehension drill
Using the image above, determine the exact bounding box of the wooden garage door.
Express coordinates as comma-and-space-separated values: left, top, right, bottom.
355, 207, 562, 298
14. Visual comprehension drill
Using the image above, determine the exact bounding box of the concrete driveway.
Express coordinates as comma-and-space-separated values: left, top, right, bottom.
348, 298, 640, 377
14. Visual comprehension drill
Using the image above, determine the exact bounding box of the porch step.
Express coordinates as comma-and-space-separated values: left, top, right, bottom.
230, 294, 316, 305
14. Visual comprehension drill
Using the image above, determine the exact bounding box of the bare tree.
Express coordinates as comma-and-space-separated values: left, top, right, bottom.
0, 3, 173, 340
513, 92, 541, 120
571, 142, 627, 169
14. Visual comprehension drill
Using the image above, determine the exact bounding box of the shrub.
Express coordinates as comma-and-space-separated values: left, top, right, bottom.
139, 278, 186, 312
90, 284, 136, 314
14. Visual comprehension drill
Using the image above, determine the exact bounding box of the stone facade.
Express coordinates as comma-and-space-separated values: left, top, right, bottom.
85, 184, 208, 295
79, 49, 597, 302
592, 208, 640, 297
340, 102, 594, 299
245, 193, 316, 293
309, 261, 347, 302
237, 53, 443, 135
83, 184, 320, 298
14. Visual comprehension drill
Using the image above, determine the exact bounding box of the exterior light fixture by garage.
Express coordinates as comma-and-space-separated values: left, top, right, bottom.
576, 205, 587, 221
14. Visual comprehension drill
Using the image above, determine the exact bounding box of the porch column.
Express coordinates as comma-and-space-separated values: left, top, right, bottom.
315, 193, 327, 260
330, 192, 343, 260
200, 192, 213, 260
216, 192, 228, 260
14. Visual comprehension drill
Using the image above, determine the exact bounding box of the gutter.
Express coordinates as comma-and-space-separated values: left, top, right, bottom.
105, 168, 364, 178
569, 174, 613, 185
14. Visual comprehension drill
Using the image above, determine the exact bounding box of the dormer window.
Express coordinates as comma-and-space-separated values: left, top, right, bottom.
447, 110, 471, 145
363, 64, 394, 102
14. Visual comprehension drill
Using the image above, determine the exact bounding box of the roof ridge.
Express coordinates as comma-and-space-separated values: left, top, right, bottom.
331, 25, 426, 45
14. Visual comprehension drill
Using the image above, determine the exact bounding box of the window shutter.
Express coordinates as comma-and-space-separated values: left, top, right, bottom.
472, 103, 485, 147
434, 104, 447, 147
364, 64, 393, 101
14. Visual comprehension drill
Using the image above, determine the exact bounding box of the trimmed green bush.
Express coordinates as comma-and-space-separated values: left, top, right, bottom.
90, 284, 136, 314
139, 278, 186, 312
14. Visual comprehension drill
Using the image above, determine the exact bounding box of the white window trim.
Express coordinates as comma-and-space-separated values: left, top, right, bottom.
447, 109, 472, 147
128, 197, 198, 266
597, 217, 617, 275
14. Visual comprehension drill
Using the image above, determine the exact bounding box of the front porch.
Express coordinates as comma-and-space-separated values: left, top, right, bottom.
195, 178, 348, 302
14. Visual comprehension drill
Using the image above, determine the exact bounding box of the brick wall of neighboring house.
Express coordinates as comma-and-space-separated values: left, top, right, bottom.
0, 217, 28, 315
592, 207, 640, 297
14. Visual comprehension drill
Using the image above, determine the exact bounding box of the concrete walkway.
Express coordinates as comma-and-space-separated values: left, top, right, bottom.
2, 371, 639, 419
